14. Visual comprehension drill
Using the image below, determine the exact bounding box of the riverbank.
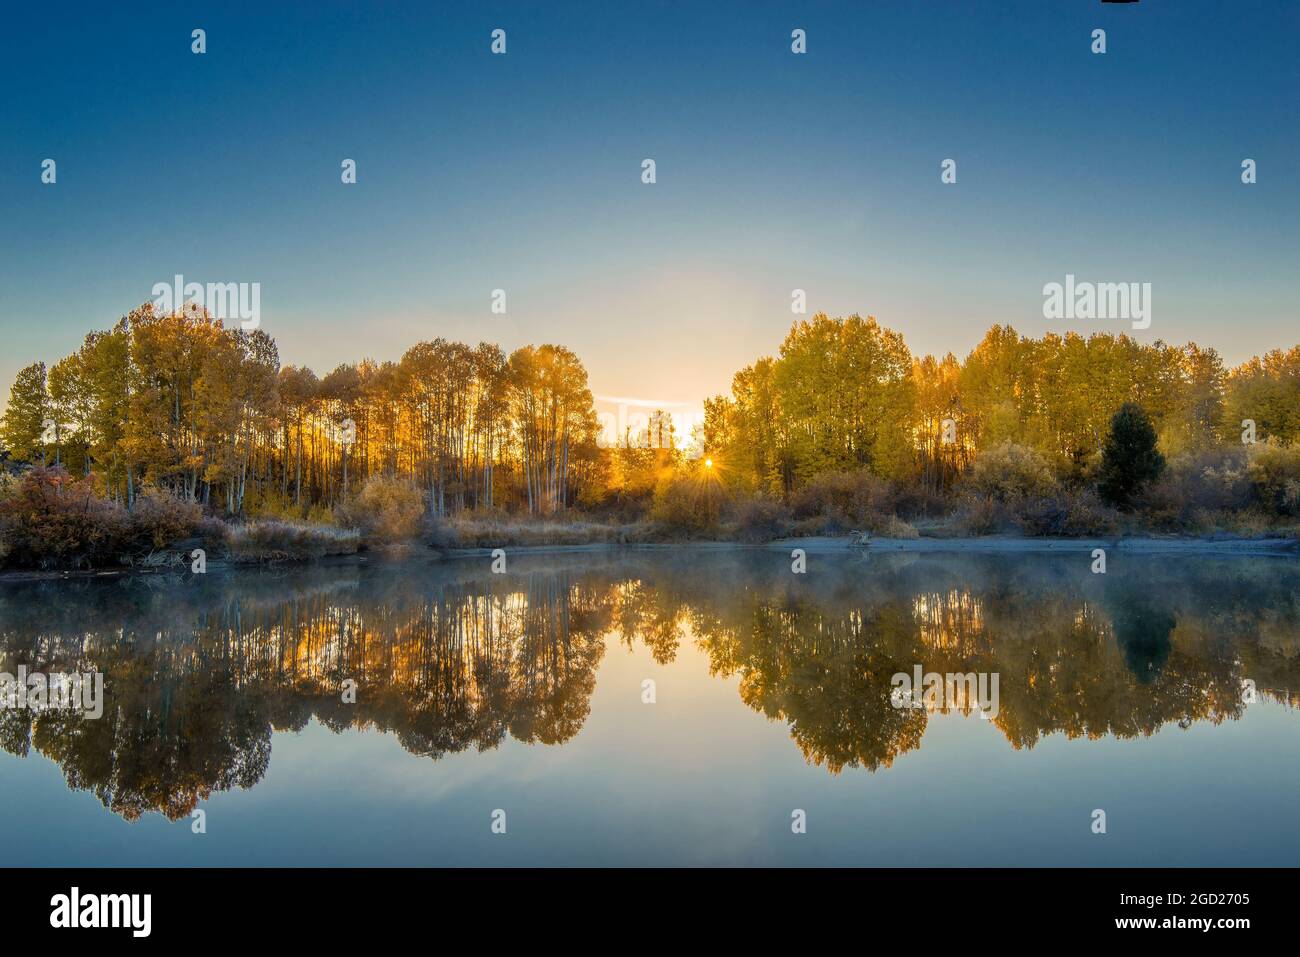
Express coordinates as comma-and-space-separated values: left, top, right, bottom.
764, 534, 1300, 556
3, 532, 1296, 582
440, 533, 1300, 559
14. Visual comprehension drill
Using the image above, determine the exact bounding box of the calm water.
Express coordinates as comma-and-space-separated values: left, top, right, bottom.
1, 548, 1297, 866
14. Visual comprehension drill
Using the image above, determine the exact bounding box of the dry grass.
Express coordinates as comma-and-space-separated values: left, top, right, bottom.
225, 521, 360, 563
443, 514, 649, 548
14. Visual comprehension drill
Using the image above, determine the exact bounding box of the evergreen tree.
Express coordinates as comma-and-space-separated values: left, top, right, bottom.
1098, 402, 1165, 507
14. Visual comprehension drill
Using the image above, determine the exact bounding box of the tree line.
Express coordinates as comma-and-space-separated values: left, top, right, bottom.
3, 305, 1297, 521
704, 313, 1300, 496
0, 304, 601, 515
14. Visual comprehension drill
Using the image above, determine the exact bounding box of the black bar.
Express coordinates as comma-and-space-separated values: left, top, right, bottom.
4, 867, 1275, 941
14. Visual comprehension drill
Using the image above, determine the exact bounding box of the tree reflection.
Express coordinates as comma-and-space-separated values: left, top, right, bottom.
661, 553, 1299, 767
1, 551, 1297, 818
0, 564, 608, 819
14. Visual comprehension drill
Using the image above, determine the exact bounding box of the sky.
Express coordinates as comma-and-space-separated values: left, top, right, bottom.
1, 0, 1297, 425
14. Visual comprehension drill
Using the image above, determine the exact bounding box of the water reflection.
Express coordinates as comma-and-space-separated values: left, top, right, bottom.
1, 551, 1297, 820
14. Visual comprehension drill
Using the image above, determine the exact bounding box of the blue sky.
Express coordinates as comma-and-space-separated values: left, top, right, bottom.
1, 0, 1296, 412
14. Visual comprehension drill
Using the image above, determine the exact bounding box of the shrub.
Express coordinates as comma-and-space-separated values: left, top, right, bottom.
789, 470, 897, 525
1016, 489, 1120, 536
1179, 450, 1252, 510
890, 481, 949, 519
1138, 449, 1251, 527
1132, 479, 1188, 532
1246, 441, 1300, 516
729, 496, 793, 543
225, 521, 360, 563
875, 514, 920, 538
197, 515, 232, 552
649, 469, 724, 536
0, 467, 131, 568
336, 475, 426, 543
964, 443, 1057, 501
1098, 403, 1165, 507
422, 512, 461, 550
952, 497, 1011, 536
0, 472, 17, 563
790, 512, 850, 537
129, 488, 201, 549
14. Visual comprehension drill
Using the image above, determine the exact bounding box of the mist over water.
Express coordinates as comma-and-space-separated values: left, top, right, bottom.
1, 549, 1297, 865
